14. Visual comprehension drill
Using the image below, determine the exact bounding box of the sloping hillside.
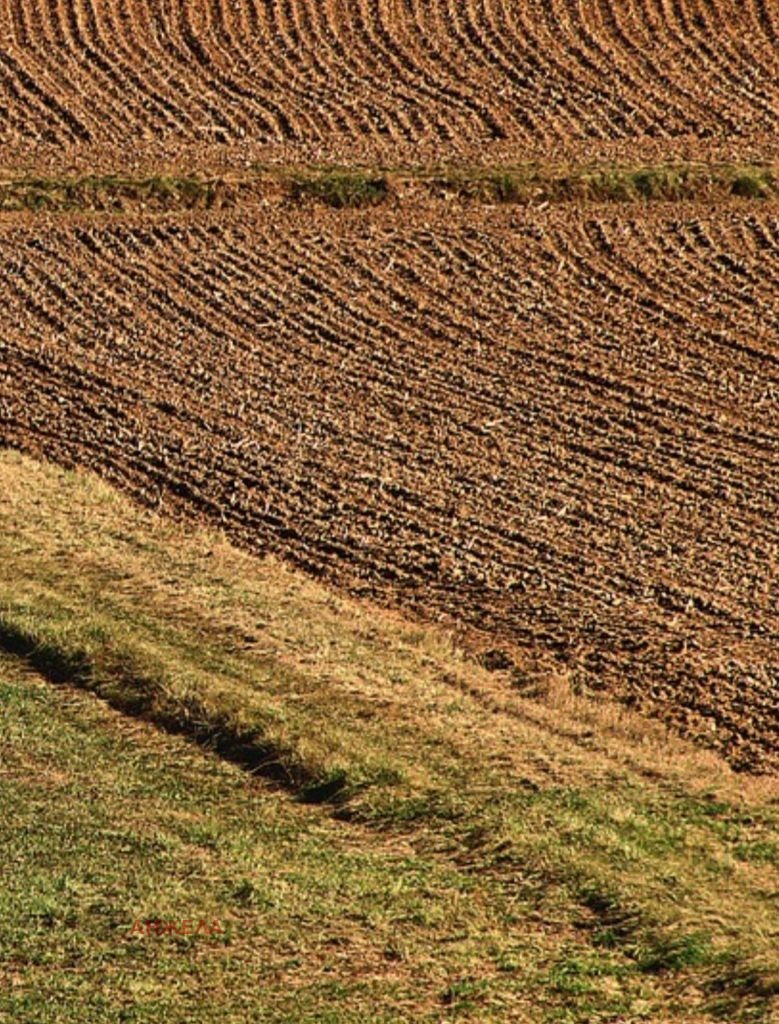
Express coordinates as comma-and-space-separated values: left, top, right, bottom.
1, 204, 777, 771
1, 451, 778, 1022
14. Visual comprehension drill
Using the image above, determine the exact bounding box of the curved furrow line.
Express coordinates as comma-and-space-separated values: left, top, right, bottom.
536, 228, 779, 498
560, 0, 703, 135
503, 0, 655, 139
644, 0, 759, 132
0, 333, 155, 420
620, 218, 779, 371
116, 230, 440, 418
170, 0, 268, 138
56, 0, 181, 139
614, 0, 728, 134
585, 218, 770, 345
136, 0, 244, 139
751, 0, 778, 43
736, 214, 779, 262
299, 232, 498, 347
733, 217, 779, 298
125, 0, 250, 139
47, 0, 137, 136
307, 0, 431, 140
276, 233, 527, 382
199, 238, 434, 377
0, 0, 30, 46
722, 217, 779, 309
356, 350, 773, 638
407, 0, 541, 139
201, 234, 467, 397
392, 225, 694, 394
194, 0, 308, 139
674, 0, 779, 124
0, 72, 38, 140
273, 0, 390, 140
623, 0, 741, 134
591, 0, 714, 134
0, 231, 214, 365
145, 225, 369, 350
283, 0, 420, 140
114, 230, 339, 387
0, 46, 90, 143
267, 0, 402, 139
0, 0, 778, 146
281, 229, 779, 527
475, 0, 595, 139
172, 0, 303, 139
745, 213, 779, 258
666, 220, 779, 318
0, 259, 71, 337
697, 0, 779, 84
707, 0, 779, 73
12, 223, 777, 552
64, 227, 255, 373
207, 0, 323, 140
338, 0, 471, 141
0, 259, 103, 344
251, 0, 379, 140
548, 217, 779, 382
82, 0, 199, 136
3, 249, 757, 509
504, 329, 777, 507
407, 216, 741, 376
0, 0, 106, 141
731, 212, 779, 256
166, 311, 659, 614
357, 0, 515, 141
540, 0, 662, 136
497, 226, 777, 466
212, 239, 547, 459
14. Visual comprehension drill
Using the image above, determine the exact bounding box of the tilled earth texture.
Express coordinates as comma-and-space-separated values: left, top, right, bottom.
0, 0, 778, 169
1, 203, 777, 773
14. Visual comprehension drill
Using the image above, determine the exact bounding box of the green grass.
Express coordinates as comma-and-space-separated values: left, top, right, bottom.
730, 167, 775, 199
421, 162, 779, 205
1, 162, 777, 215
0, 654, 540, 1022
0, 175, 217, 212
1, 449, 778, 1022
289, 172, 389, 208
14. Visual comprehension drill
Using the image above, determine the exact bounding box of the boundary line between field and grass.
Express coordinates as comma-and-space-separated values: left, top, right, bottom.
0, 162, 777, 213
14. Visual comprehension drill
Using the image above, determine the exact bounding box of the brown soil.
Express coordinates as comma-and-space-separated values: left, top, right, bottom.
0, 0, 778, 168
1, 1, 777, 772
1, 200, 777, 772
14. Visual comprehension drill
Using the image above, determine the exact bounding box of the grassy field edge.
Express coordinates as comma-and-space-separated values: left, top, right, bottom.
0, 161, 777, 213
2, 449, 778, 1022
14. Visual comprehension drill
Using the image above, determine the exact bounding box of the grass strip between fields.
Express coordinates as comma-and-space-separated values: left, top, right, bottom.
0, 162, 777, 213
1, 450, 778, 1022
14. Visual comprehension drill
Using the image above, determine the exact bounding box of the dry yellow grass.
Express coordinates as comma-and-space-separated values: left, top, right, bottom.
1, 449, 778, 1022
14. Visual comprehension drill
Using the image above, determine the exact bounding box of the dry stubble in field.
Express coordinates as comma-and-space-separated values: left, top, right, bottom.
1, 202, 777, 772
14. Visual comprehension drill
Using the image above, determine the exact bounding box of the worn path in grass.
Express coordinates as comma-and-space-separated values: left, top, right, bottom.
1, 451, 778, 1023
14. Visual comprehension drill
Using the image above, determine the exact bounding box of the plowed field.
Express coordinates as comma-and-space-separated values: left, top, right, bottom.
1, 202, 777, 772
0, 0, 778, 167
1, 0, 778, 774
